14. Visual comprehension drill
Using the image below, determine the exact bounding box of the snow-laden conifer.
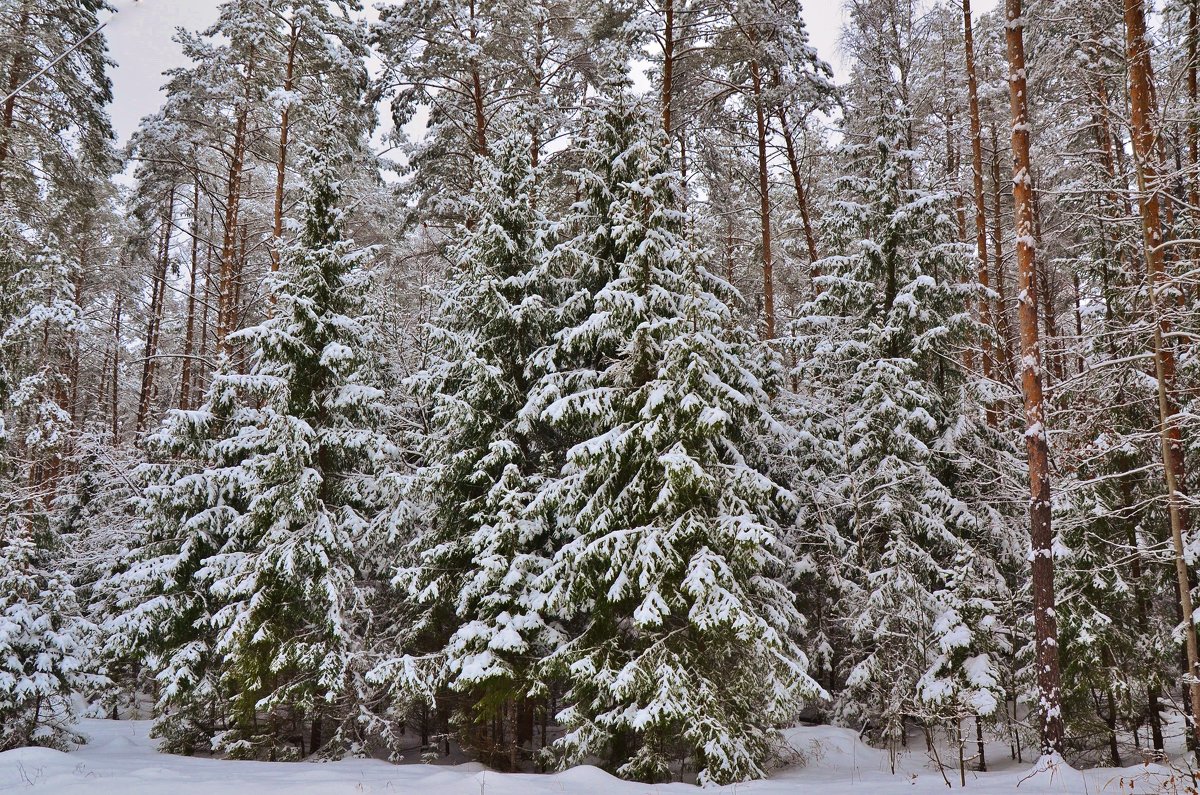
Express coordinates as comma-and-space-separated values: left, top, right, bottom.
532, 95, 822, 785
0, 214, 101, 750
110, 143, 392, 759
787, 101, 1012, 747
374, 129, 563, 768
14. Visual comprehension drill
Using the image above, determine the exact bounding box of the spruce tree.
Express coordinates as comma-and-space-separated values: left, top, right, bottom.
787, 100, 1012, 748
0, 214, 100, 750
0, 525, 97, 750
532, 96, 822, 785
111, 143, 392, 758
376, 129, 562, 768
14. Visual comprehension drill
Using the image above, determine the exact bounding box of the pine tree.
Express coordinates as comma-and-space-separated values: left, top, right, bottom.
0, 0, 114, 216
531, 96, 821, 785
111, 142, 392, 759
374, 0, 587, 227
705, 0, 835, 337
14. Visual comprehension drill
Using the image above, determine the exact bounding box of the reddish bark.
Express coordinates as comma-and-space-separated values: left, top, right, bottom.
962, 0, 995, 422
1123, 0, 1200, 754
1004, 0, 1065, 755
750, 57, 775, 339
137, 187, 176, 433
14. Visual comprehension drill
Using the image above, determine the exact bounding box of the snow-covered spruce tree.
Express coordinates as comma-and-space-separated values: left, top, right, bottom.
786, 98, 1011, 752
0, 213, 101, 750
529, 96, 822, 785
0, 525, 97, 751
104, 356, 243, 753
372, 129, 562, 769
1051, 244, 1177, 761
110, 144, 392, 759
53, 432, 149, 719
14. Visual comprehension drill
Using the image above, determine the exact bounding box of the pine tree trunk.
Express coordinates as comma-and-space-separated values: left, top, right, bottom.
662, 0, 674, 136
110, 285, 122, 441
468, 0, 487, 157
69, 238, 86, 425
750, 57, 775, 339
1004, 0, 1065, 755
963, 0, 994, 413
1189, 0, 1200, 236
136, 187, 175, 433
180, 173, 201, 411
216, 49, 254, 353
1123, 0, 1200, 758
945, 88, 972, 370
1032, 186, 1063, 384
230, 220, 249, 365
990, 130, 1016, 379
200, 208, 215, 369
270, 20, 301, 278
1071, 270, 1084, 375
0, 2, 31, 199
530, 16, 547, 173
777, 106, 820, 285
1091, 76, 1137, 286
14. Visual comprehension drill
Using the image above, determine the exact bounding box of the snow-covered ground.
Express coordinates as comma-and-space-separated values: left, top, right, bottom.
0, 719, 1190, 794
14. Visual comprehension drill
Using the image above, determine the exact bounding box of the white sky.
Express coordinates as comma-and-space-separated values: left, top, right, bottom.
102, 0, 998, 145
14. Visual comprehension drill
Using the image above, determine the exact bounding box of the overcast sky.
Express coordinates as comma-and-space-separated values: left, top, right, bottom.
102, 0, 997, 145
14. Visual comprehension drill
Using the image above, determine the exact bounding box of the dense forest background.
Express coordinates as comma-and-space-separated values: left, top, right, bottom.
1, 0, 1199, 786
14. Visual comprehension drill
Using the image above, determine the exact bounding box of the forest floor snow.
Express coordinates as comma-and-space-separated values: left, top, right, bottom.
0, 718, 1192, 794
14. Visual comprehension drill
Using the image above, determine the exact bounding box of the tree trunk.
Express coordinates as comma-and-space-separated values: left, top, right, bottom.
963, 0, 994, 411
750, 57, 775, 339
975, 716, 986, 772
1123, 0, 1200, 758
1027, 175, 1065, 386
136, 187, 175, 433
309, 716, 323, 757
1004, 0, 1065, 755
271, 19, 301, 277
200, 208, 215, 369
1091, 76, 1138, 289
469, 0, 487, 157
662, 0, 674, 136
1189, 0, 1200, 234
69, 236, 86, 425
777, 105, 820, 287
0, 2, 31, 198
180, 173, 201, 411
110, 284, 122, 441
216, 48, 254, 353
990, 129, 1016, 379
